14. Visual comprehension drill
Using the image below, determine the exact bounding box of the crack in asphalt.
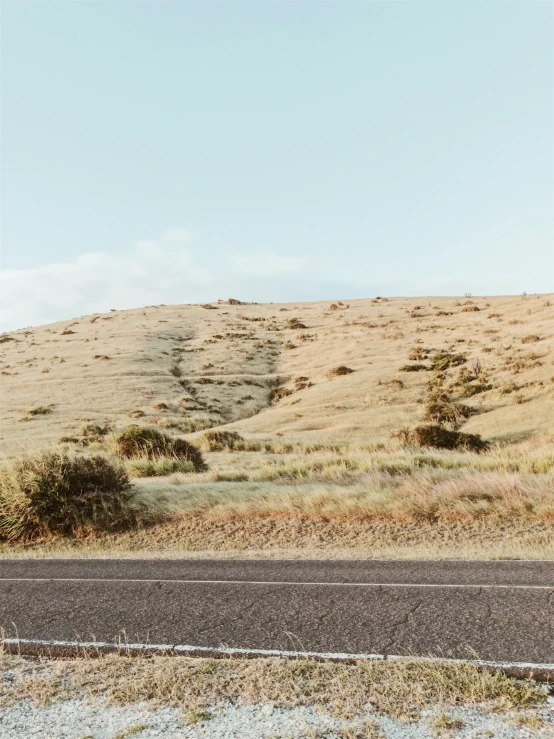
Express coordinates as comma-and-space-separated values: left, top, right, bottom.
382, 594, 424, 656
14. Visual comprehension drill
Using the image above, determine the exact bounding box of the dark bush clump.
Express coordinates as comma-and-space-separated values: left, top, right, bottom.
328, 366, 355, 377
398, 424, 488, 452
271, 386, 293, 402
0, 451, 137, 541
458, 381, 492, 398
199, 430, 245, 452
111, 425, 206, 471
286, 319, 307, 330
423, 394, 473, 427
399, 363, 429, 372
431, 351, 467, 372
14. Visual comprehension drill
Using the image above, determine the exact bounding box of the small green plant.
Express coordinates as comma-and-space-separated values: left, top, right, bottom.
430, 713, 465, 734
113, 724, 149, 738
513, 714, 545, 729
0, 451, 137, 540
186, 708, 213, 725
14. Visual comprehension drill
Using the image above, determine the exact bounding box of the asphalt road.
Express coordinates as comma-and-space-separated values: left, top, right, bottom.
1, 559, 553, 663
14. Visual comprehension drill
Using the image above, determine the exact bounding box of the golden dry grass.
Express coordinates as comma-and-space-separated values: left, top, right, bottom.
0, 650, 547, 720
0, 294, 553, 558
1, 294, 552, 455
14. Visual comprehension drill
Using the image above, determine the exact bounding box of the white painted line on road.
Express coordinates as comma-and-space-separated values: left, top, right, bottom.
0, 577, 552, 589
2, 637, 554, 677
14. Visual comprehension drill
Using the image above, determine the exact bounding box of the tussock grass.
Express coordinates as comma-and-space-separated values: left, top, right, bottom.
125, 456, 195, 478
0, 652, 546, 719
109, 426, 205, 472
0, 451, 138, 540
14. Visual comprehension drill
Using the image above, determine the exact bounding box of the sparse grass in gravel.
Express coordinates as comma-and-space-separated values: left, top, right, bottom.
0, 652, 547, 721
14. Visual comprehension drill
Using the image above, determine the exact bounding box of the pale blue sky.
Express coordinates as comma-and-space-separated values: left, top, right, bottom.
1, 0, 553, 329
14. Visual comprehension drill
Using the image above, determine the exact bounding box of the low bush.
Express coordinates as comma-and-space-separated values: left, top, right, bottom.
198, 430, 245, 452
80, 422, 111, 438
286, 318, 307, 329
431, 350, 467, 372
423, 395, 472, 427
328, 365, 354, 377
399, 363, 428, 372
458, 380, 492, 398
271, 386, 293, 402
294, 376, 312, 390
0, 451, 137, 540
396, 424, 488, 452
110, 425, 206, 471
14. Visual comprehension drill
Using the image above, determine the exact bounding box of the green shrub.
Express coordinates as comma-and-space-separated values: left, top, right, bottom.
111, 425, 206, 471
0, 451, 137, 540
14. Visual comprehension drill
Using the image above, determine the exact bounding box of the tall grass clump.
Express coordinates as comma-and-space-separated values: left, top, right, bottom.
111, 425, 206, 472
126, 457, 196, 478
0, 451, 137, 541
197, 430, 246, 452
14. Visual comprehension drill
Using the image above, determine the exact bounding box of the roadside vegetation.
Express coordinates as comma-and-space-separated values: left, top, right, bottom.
0, 650, 548, 721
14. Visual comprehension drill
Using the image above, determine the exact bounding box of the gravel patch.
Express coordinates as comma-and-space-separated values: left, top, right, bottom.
1, 697, 554, 739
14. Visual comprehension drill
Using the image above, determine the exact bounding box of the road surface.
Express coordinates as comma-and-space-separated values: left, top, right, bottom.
0, 559, 552, 664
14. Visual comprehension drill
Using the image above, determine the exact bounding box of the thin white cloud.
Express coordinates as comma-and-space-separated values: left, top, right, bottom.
0, 231, 310, 331
161, 228, 197, 243
228, 251, 311, 277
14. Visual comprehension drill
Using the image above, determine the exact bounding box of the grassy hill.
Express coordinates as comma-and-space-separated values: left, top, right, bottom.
1, 293, 552, 453
1, 293, 553, 559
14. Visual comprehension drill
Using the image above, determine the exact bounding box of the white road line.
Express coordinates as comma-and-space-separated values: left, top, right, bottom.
2, 637, 554, 676
0, 577, 552, 589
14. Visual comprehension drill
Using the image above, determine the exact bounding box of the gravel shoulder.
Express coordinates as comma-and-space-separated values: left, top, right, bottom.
1, 696, 554, 738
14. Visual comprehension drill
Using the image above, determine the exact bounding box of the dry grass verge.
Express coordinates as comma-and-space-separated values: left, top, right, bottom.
0, 651, 547, 720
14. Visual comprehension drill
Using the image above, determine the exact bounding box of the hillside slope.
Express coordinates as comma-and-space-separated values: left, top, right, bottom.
0, 294, 552, 457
